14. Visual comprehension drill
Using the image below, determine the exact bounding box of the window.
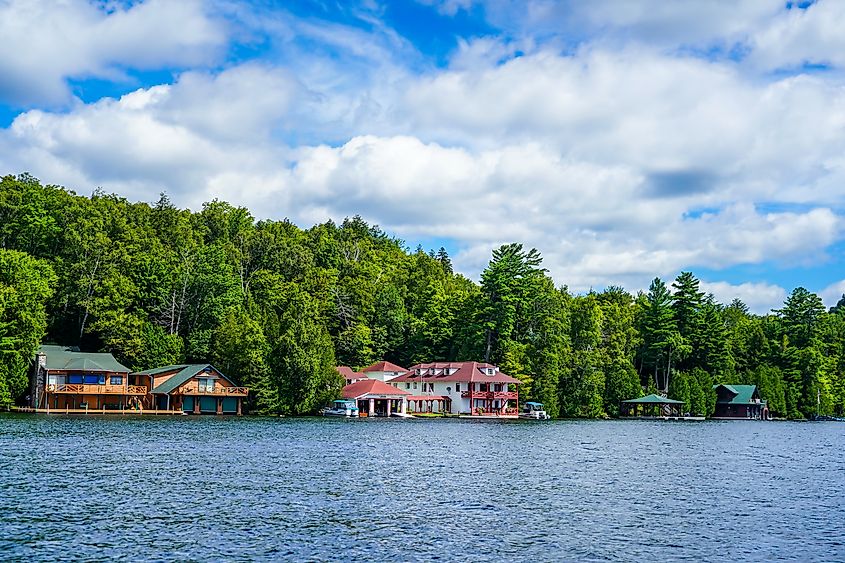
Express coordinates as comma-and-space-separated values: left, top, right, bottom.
197, 378, 215, 393
456, 383, 460, 392
413, 382, 417, 389
110, 376, 123, 385
405, 383, 410, 389
494, 384, 502, 392
480, 383, 488, 392
68, 374, 83, 384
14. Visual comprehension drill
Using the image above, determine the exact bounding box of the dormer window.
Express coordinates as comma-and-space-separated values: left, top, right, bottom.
487, 368, 494, 376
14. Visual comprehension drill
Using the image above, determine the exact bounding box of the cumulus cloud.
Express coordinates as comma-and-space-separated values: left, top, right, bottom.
699, 281, 788, 315
749, 0, 845, 70
0, 0, 226, 107
820, 279, 845, 309
3, 2, 845, 298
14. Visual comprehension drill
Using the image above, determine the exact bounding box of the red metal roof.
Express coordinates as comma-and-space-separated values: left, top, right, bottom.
336, 366, 358, 378
391, 361, 521, 384
342, 379, 411, 399
361, 360, 408, 373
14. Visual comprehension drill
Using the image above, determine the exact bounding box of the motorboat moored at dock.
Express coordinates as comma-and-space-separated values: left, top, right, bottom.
321, 399, 360, 417
518, 402, 551, 420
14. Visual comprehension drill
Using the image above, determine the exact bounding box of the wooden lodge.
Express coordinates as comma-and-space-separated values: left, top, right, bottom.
29, 346, 248, 415
30, 345, 145, 411
712, 384, 770, 420
134, 364, 248, 415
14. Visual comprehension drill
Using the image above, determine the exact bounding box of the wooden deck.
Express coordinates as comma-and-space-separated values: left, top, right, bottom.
16, 407, 187, 416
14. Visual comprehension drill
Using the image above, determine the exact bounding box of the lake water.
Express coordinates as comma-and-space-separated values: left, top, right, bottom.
1, 415, 843, 562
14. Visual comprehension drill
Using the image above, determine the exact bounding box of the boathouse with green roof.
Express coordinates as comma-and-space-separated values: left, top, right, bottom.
134, 364, 248, 415
620, 394, 686, 418
712, 384, 769, 420
30, 344, 146, 411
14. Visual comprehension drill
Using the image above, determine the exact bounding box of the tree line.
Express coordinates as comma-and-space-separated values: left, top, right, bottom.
1, 174, 843, 418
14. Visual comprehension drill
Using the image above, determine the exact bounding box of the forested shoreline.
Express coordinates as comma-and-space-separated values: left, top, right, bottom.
0, 173, 843, 418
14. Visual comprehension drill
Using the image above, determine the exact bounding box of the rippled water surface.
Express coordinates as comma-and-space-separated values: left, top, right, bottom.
1, 415, 844, 562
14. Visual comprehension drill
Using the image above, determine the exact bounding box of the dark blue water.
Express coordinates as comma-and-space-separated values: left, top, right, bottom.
1, 415, 843, 562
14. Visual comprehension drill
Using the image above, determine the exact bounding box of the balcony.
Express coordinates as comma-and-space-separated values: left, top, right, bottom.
178, 385, 249, 397
46, 384, 147, 395
460, 390, 518, 400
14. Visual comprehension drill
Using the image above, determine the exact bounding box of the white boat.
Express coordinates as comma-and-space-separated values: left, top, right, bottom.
321, 399, 359, 417
519, 402, 551, 420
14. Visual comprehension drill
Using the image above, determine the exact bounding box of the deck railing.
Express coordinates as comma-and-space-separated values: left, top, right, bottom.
460, 390, 518, 400
178, 385, 249, 396
470, 407, 519, 416
46, 384, 148, 395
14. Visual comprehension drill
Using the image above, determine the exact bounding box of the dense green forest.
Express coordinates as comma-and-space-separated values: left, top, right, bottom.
1, 173, 844, 418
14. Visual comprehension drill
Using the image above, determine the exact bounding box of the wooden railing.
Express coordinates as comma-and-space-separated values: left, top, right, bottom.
178, 385, 249, 396
46, 384, 147, 395
471, 407, 519, 416
460, 391, 518, 400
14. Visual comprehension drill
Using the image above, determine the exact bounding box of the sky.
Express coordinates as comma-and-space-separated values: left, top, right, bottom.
1, 0, 845, 313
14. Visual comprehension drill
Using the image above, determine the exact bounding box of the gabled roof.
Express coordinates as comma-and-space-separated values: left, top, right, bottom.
336, 366, 368, 380
713, 384, 762, 405
361, 360, 408, 373
391, 362, 521, 384
342, 379, 411, 399
138, 364, 237, 395
38, 344, 130, 373
621, 394, 685, 404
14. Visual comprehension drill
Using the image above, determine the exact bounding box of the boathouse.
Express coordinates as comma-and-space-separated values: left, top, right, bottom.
134, 364, 248, 415
620, 394, 686, 418
360, 360, 408, 382
712, 384, 769, 420
342, 378, 410, 417
390, 362, 520, 416
30, 345, 144, 411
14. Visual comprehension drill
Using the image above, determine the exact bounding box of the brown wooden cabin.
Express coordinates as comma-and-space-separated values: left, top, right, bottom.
134, 364, 248, 415
30, 345, 145, 411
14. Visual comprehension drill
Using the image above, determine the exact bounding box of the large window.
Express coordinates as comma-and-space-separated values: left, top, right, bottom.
197, 378, 215, 393
68, 374, 83, 384
110, 376, 123, 385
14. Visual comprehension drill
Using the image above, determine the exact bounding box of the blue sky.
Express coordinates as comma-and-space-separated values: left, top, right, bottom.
1, 0, 845, 312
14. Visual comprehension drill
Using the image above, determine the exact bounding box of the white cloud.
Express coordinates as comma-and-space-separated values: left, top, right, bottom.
3, 5, 845, 298
699, 281, 788, 314
820, 279, 845, 309
0, 0, 226, 106
749, 0, 845, 70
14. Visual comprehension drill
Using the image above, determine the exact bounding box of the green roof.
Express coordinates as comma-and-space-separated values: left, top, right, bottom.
621, 394, 685, 405
713, 384, 763, 405
38, 345, 130, 373
140, 364, 236, 395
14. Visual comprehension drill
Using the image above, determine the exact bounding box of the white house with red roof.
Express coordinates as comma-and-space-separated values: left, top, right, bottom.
390, 362, 520, 416
342, 378, 411, 417
360, 360, 408, 382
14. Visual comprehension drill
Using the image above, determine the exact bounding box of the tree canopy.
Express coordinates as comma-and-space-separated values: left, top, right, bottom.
1, 174, 843, 418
